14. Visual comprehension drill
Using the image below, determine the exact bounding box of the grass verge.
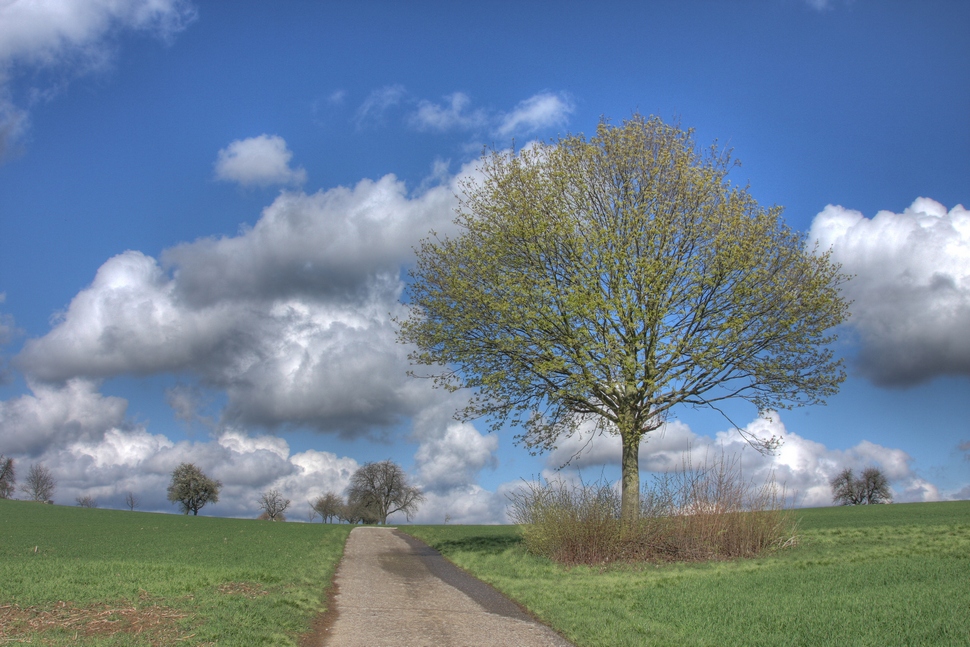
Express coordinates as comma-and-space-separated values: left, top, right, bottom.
0, 499, 352, 646
403, 501, 970, 647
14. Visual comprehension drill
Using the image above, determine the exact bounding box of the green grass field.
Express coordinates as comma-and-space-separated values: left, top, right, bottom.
403, 501, 970, 647
3, 498, 969, 646
0, 500, 352, 646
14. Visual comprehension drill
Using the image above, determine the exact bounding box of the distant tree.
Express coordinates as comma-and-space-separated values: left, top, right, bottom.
831, 467, 892, 505
167, 463, 221, 515
21, 463, 55, 502
76, 495, 98, 508
0, 454, 15, 499
311, 491, 343, 523
125, 491, 139, 511
346, 460, 424, 524
257, 488, 290, 521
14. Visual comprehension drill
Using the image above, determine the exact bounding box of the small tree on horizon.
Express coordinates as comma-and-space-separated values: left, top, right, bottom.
0, 454, 15, 499
125, 491, 139, 511
167, 463, 221, 515
76, 495, 98, 508
21, 463, 55, 502
257, 488, 290, 521
831, 467, 892, 505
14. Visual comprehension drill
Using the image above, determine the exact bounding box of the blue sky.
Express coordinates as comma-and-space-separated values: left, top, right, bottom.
1, 0, 967, 522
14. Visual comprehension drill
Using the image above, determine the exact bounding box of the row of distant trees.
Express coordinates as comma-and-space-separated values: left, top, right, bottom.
1, 454, 423, 522
162, 459, 424, 522
3, 451, 895, 514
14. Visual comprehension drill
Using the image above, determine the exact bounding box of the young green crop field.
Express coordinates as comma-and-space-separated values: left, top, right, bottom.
0, 500, 352, 646
403, 501, 970, 647
3, 499, 968, 646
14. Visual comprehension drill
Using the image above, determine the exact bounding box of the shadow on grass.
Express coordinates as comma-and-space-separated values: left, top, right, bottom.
433, 534, 522, 555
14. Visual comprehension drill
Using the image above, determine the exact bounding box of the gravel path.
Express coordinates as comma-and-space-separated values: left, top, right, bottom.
319, 526, 574, 647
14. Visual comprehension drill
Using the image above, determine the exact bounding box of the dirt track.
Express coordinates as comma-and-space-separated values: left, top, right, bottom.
318, 527, 574, 647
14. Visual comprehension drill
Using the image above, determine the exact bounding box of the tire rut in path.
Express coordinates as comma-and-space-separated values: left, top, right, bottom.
318, 526, 574, 647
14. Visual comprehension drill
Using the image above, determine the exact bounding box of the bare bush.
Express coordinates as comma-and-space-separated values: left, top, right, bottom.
76, 495, 98, 508
508, 451, 795, 565
508, 477, 623, 564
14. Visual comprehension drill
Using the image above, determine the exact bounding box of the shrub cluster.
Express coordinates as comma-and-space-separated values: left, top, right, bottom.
508, 452, 796, 565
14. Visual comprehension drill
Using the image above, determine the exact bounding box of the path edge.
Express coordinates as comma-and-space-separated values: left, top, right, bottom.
298, 529, 352, 647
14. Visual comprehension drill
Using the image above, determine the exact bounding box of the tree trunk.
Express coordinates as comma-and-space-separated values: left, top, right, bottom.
619, 413, 641, 525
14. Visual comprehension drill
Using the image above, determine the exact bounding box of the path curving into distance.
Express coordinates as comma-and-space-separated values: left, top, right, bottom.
319, 526, 574, 647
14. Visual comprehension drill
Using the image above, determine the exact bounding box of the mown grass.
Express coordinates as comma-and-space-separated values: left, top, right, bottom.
0, 499, 352, 646
404, 501, 970, 647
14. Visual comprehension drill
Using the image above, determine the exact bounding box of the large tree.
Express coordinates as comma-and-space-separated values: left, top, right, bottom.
399, 114, 849, 523
346, 460, 424, 524
167, 463, 221, 516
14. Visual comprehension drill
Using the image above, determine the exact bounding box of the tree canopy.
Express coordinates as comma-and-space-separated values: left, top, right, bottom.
167, 462, 221, 516
399, 114, 849, 522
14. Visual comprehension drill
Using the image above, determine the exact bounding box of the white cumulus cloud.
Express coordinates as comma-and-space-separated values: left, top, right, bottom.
0, 378, 129, 455
0, 0, 196, 66
809, 198, 970, 386
15, 164, 476, 435
214, 134, 307, 187
414, 421, 498, 492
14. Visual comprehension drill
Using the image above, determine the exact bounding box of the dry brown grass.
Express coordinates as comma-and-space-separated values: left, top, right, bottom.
0, 600, 191, 645
216, 581, 268, 598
